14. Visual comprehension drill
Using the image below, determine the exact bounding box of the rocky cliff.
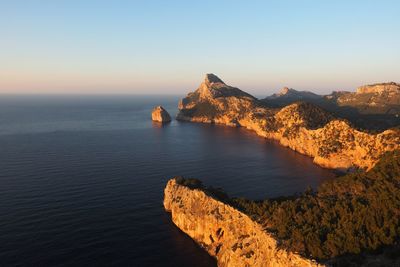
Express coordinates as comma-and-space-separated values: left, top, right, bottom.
177, 74, 400, 170
164, 178, 324, 267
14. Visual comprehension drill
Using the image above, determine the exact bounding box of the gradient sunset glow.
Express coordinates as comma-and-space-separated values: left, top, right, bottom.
1, 0, 399, 95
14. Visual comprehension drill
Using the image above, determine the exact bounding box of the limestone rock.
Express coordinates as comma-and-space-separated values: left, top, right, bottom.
151, 106, 171, 123
164, 178, 324, 267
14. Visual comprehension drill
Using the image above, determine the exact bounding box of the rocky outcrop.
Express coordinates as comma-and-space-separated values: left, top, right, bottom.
164, 178, 324, 267
151, 106, 171, 123
356, 82, 400, 95
330, 82, 400, 114
177, 74, 400, 170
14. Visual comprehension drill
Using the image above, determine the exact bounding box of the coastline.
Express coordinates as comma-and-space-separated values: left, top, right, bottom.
176, 112, 399, 171
164, 178, 324, 267
175, 75, 400, 171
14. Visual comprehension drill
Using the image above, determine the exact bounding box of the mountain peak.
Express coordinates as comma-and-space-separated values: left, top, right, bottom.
194, 73, 255, 100
204, 73, 225, 86
266, 87, 321, 101
279, 87, 292, 95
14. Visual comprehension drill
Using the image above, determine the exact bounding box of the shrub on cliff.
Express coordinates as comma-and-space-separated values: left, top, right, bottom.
175, 176, 203, 189
175, 176, 230, 202
181, 102, 219, 118
233, 150, 400, 261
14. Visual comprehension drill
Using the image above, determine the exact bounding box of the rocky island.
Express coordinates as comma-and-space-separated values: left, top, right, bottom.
151, 105, 171, 123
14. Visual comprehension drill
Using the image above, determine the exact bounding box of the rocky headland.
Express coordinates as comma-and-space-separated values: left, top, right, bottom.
164, 151, 400, 266
177, 74, 400, 171
166, 75, 400, 266
164, 177, 324, 267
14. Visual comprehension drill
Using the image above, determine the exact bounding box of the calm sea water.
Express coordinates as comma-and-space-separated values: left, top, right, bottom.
0, 95, 336, 266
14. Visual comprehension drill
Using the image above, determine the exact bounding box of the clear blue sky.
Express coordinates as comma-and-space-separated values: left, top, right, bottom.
1, 0, 399, 95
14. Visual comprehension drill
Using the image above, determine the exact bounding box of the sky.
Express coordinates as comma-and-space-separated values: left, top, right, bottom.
1, 0, 399, 96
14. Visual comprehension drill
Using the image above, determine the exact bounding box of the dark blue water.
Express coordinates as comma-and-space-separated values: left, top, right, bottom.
0, 95, 336, 266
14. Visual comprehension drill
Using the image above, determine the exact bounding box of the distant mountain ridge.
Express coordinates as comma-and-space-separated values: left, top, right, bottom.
262, 82, 400, 130
266, 87, 321, 100
333, 82, 400, 114
263, 82, 400, 115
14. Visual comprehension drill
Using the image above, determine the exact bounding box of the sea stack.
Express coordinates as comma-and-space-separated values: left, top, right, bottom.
151, 106, 171, 123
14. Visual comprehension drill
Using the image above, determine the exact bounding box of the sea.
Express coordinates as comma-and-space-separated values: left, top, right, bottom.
0, 95, 336, 266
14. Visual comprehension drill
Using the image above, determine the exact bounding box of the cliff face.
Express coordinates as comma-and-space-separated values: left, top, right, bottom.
164, 178, 323, 267
177, 74, 400, 170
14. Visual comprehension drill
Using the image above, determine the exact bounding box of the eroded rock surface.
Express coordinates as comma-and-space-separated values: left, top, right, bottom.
151, 106, 171, 123
164, 178, 324, 267
177, 74, 400, 170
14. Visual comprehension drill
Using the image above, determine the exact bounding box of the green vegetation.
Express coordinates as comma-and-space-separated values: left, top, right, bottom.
181, 101, 219, 118
175, 151, 400, 262
175, 176, 203, 189
318, 139, 344, 157
175, 176, 230, 202
232, 150, 400, 261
